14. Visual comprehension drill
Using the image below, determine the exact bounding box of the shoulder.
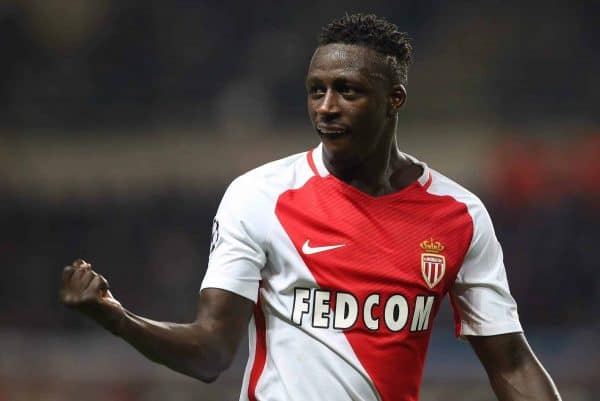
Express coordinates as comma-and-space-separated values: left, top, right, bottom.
424, 168, 499, 255
226, 150, 314, 198
217, 150, 314, 218
213, 152, 311, 243
404, 154, 496, 243
425, 167, 488, 220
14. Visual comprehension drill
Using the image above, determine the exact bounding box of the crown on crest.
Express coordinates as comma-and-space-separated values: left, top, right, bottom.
420, 238, 445, 253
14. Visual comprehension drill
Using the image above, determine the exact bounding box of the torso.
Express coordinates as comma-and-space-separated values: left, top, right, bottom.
219, 146, 476, 401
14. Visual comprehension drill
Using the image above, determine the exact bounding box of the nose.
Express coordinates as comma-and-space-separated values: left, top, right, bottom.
316, 89, 340, 116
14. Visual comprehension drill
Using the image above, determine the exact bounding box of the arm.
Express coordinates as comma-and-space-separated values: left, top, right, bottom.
468, 332, 562, 401
60, 259, 254, 382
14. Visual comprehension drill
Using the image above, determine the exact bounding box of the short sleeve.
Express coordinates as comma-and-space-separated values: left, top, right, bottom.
200, 176, 267, 303
450, 201, 523, 338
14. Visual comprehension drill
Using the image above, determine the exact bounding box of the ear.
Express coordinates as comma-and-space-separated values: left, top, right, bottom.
389, 84, 407, 114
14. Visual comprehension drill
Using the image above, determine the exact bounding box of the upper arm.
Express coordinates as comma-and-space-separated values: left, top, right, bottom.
200, 175, 270, 302
467, 332, 533, 375
450, 198, 561, 400
450, 199, 522, 338
195, 288, 255, 365
194, 176, 269, 364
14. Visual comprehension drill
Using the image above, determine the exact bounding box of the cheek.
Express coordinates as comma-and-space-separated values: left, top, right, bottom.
307, 99, 321, 121
352, 103, 385, 130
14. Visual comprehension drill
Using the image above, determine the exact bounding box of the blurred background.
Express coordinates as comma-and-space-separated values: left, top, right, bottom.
0, 0, 598, 400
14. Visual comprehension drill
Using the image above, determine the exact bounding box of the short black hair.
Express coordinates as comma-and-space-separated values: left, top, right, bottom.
319, 13, 413, 86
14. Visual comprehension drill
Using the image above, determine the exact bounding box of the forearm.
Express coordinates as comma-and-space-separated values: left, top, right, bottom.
484, 343, 561, 401
469, 333, 561, 401
111, 309, 230, 382
488, 356, 561, 401
61, 263, 252, 382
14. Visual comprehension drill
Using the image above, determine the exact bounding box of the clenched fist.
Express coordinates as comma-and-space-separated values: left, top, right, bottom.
60, 259, 125, 333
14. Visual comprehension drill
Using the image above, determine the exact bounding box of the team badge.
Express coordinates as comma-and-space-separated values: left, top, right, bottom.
420, 238, 446, 289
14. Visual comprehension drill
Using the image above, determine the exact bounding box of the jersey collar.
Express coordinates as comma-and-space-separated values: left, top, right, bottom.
312, 143, 431, 188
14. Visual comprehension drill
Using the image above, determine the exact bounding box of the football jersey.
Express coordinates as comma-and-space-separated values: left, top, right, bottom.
201, 144, 522, 401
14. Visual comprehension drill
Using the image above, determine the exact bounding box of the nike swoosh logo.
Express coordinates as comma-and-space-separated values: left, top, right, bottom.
302, 240, 345, 255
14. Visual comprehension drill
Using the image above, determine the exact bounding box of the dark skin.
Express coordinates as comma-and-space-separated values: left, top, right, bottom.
60, 259, 253, 382
306, 44, 422, 196
60, 43, 561, 400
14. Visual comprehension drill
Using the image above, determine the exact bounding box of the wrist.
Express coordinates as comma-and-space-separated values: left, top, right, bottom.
83, 302, 127, 336
103, 305, 127, 336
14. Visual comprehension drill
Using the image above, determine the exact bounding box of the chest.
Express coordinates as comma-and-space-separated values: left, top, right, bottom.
273, 177, 474, 297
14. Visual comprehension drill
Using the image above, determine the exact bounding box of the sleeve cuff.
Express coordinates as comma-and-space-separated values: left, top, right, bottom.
200, 274, 259, 303
457, 320, 523, 339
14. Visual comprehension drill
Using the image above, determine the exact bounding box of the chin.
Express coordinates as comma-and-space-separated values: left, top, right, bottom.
321, 141, 360, 167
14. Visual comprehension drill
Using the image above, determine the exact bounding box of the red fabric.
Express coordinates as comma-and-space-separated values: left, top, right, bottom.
448, 292, 462, 337
275, 170, 473, 401
307, 149, 319, 176
248, 298, 267, 401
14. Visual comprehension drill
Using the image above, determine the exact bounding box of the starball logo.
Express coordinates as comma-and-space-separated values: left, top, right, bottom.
209, 218, 221, 255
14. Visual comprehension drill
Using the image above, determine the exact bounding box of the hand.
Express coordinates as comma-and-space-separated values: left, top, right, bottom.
60, 259, 125, 332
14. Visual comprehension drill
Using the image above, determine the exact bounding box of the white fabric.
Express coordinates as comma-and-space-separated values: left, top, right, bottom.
201, 146, 523, 401
425, 170, 522, 337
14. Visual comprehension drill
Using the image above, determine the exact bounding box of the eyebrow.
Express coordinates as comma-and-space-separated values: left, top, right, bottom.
305, 75, 366, 88
305, 69, 386, 87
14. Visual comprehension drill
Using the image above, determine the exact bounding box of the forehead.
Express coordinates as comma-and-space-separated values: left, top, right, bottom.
308, 43, 389, 82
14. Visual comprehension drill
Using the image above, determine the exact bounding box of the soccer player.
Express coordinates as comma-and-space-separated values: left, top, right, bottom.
60, 13, 562, 401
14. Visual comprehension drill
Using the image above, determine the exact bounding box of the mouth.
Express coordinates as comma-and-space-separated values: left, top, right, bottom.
316, 125, 349, 140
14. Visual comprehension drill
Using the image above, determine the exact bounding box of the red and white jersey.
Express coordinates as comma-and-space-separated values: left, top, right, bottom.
201, 144, 522, 401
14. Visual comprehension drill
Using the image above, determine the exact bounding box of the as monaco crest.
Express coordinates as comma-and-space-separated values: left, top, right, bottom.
420, 239, 446, 289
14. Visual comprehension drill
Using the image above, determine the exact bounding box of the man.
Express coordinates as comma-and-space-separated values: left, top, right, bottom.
60, 13, 562, 401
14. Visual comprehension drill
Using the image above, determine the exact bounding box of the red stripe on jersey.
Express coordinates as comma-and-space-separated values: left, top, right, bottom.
448, 293, 462, 337
248, 298, 267, 401
275, 173, 473, 401
423, 172, 432, 190
307, 149, 319, 176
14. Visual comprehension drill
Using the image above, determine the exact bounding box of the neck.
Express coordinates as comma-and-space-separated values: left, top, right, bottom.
323, 131, 417, 197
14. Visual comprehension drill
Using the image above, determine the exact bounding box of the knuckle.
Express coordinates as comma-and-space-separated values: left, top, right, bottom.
99, 275, 109, 286
72, 259, 91, 268
75, 268, 88, 279
89, 276, 101, 288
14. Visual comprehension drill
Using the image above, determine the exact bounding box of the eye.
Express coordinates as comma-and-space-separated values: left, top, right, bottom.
308, 85, 325, 98
339, 85, 361, 98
